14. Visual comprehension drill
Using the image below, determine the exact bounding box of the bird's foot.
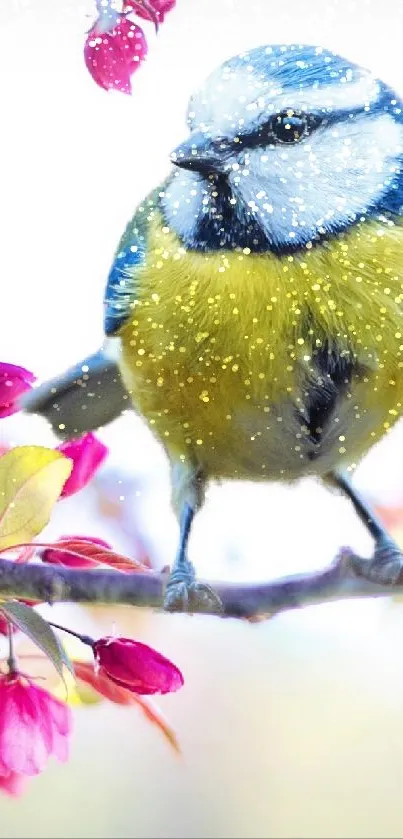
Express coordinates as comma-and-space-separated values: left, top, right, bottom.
163, 558, 223, 614
351, 536, 403, 585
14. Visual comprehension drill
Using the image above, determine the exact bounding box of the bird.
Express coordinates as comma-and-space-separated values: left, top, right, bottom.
22, 42, 403, 609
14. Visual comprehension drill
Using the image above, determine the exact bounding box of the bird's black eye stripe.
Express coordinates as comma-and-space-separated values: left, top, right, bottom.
234, 110, 323, 149
228, 101, 380, 152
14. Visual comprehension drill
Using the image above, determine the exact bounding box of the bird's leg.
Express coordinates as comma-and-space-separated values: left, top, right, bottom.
333, 470, 403, 584
163, 463, 222, 613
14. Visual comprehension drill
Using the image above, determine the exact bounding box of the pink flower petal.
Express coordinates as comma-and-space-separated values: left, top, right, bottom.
57, 432, 108, 498
0, 770, 28, 797
0, 681, 49, 775
0, 363, 35, 382
0, 362, 36, 419
34, 689, 72, 763
0, 676, 72, 778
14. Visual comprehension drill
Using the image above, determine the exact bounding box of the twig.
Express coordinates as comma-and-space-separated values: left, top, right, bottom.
0, 549, 398, 619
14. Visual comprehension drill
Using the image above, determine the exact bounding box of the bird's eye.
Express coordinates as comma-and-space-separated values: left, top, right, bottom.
271, 110, 309, 144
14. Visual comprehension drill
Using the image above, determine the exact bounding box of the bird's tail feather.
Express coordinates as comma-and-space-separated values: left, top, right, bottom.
20, 347, 130, 440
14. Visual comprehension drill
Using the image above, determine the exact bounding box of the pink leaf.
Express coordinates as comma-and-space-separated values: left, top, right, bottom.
74, 661, 180, 753
123, 0, 176, 24
84, 16, 148, 94
40, 536, 150, 573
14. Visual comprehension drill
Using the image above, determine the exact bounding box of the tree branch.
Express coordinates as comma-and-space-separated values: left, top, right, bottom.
0, 549, 399, 619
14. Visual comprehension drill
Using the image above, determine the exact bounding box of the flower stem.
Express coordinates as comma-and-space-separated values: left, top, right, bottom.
7, 621, 17, 672
48, 621, 94, 648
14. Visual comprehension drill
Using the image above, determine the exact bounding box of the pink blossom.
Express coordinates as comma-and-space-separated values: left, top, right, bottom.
0, 363, 35, 419
0, 674, 72, 777
93, 636, 184, 695
57, 432, 108, 498
84, 14, 147, 94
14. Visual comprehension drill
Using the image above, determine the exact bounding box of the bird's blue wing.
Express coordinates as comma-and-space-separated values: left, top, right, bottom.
103, 186, 164, 336
103, 235, 146, 337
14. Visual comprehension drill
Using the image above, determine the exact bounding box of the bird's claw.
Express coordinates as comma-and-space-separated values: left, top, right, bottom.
163, 560, 223, 613
351, 536, 403, 585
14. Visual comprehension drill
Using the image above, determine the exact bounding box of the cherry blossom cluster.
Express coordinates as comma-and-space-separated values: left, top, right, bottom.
0, 361, 183, 797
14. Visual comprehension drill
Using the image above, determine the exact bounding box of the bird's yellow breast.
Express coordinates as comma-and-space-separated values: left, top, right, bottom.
119, 212, 403, 479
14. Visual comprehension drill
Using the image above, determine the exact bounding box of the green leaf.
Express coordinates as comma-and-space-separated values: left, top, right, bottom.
0, 446, 72, 550
0, 600, 73, 679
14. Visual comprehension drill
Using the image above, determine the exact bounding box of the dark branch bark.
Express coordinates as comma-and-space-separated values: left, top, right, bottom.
0, 549, 397, 619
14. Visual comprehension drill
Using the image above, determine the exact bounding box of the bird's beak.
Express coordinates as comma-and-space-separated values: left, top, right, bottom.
170, 132, 227, 176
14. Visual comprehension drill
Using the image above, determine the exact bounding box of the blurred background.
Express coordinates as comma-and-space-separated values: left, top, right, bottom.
2, 0, 403, 836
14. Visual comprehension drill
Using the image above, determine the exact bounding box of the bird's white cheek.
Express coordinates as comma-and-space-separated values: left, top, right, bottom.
161, 171, 207, 239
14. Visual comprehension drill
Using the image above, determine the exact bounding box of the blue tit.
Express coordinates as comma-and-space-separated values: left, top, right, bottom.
23, 43, 403, 607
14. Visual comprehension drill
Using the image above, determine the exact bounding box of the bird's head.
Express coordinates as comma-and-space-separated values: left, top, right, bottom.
161, 44, 403, 254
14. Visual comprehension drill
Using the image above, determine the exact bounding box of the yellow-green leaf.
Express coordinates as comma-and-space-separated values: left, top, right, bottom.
52, 671, 102, 706
0, 446, 72, 550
